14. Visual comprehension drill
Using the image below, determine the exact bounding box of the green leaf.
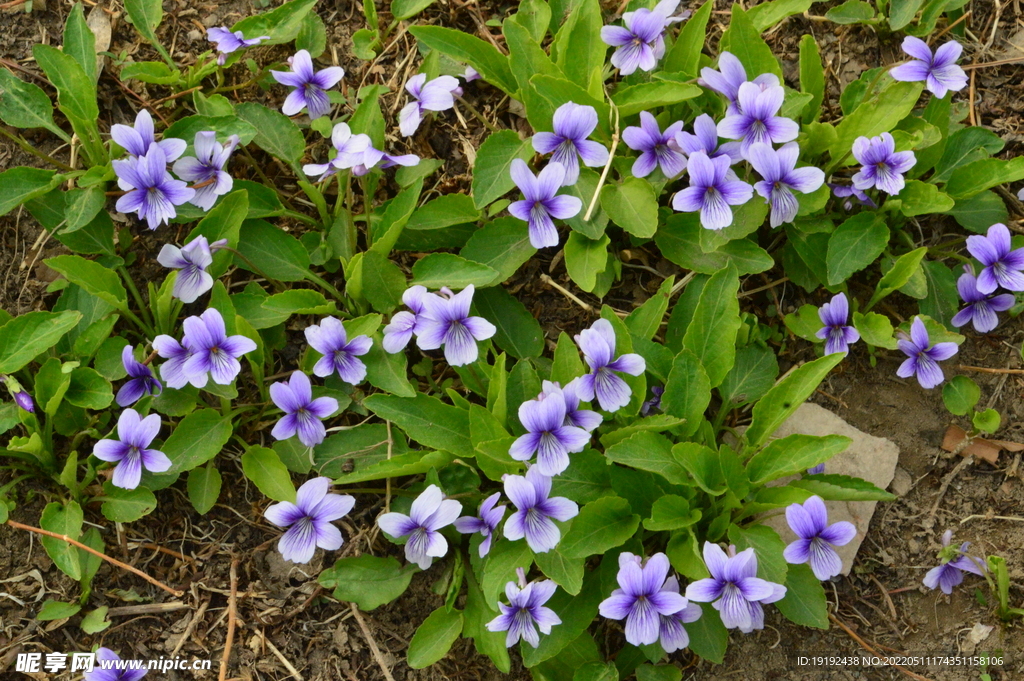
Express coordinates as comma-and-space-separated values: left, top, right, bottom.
242, 446, 296, 502
550, 450, 614, 504
775, 563, 828, 627
558, 496, 640, 559
407, 607, 464, 669
119, 61, 182, 85
232, 0, 319, 45
481, 539, 534, 609
745, 353, 845, 449
973, 407, 1000, 434
869, 247, 928, 308
37, 599, 82, 621
0, 166, 61, 217
356, 249, 407, 314
719, 345, 779, 406
100, 483, 157, 522
605, 432, 690, 486
718, 5, 782, 79
34, 358, 71, 416
65, 367, 113, 410
945, 190, 1008, 234
504, 14, 562, 94
746, 434, 851, 485
853, 311, 898, 350
831, 80, 923, 162
45, 255, 127, 310
392, 0, 436, 19
611, 82, 702, 118
600, 178, 659, 238
826, 213, 889, 285
535, 548, 585, 595
747, 0, 815, 30
32, 44, 98, 122
898, 181, 955, 216
319, 555, 417, 610
364, 394, 472, 456
0, 69, 64, 138
236, 219, 311, 282
64, 186, 106, 233
159, 409, 233, 477
635, 664, 682, 681
673, 442, 727, 494
791, 473, 897, 501
124, 0, 163, 44
40, 501, 83, 580
473, 286, 544, 359
295, 11, 327, 57
187, 464, 222, 514
932, 126, 1005, 183
942, 375, 981, 416
574, 662, 618, 681
411, 253, 498, 289
564, 232, 610, 292
164, 115, 258, 148
656, 213, 773, 275
729, 523, 788, 584
798, 35, 825, 123
0, 311, 81, 374
408, 26, 516, 94
662, 0, 712, 77
920, 260, 960, 329
560, 167, 609, 239
825, 0, 877, 22
552, 0, 606, 99
944, 157, 1024, 200
643, 495, 701, 531
682, 263, 740, 387
460, 218, 536, 285
686, 604, 729, 662
236, 102, 305, 170
406, 194, 482, 230
471, 130, 534, 209
661, 348, 712, 438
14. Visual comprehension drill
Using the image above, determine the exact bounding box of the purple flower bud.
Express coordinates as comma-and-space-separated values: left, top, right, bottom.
14, 391, 34, 413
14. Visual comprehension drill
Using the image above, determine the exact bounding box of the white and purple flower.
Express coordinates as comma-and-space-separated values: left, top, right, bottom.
815, 292, 860, 355
264, 477, 354, 564
531, 102, 609, 186
304, 317, 372, 385
116, 345, 162, 407
399, 74, 462, 137
172, 132, 239, 211
574, 319, 645, 413
271, 49, 344, 119
783, 495, 857, 581
157, 236, 225, 304
851, 132, 916, 195
672, 113, 742, 166
747, 142, 825, 228
598, 552, 689, 646
509, 160, 582, 248
454, 492, 506, 558
923, 530, 986, 595
671, 151, 753, 230
85, 648, 147, 681
509, 389, 591, 477
685, 543, 787, 633
951, 265, 1015, 333
110, 109, 186, 161
889, 37, 968, 99
207, 26, 269, 65
377, 484, 462, 570
92, 408, 171, 490
896, 317, 958, 389
699, 51, 780, 114
270, 371, 339, 448
622, 111, 686, 179
383, 285, 429, 353
540, 379, 602, 432
966, 223, 1024, 294
658, 575, 703, 653
600, 0, 686, 75
303, 123, 373, 181
180, 308, 258, 387
717, 83, 799, 156
486, 568, 562, 648
416, 285, 496, 366
503, 467, 578, 553
113, 145, 195, 230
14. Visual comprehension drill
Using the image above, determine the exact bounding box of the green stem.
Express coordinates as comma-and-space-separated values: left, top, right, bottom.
304, 271, 348, 308
281, 209, 320, 227
298, 179, 331, 228
220, 396, 232, 418
118, 266, 154, 328
0, 126, 74, 171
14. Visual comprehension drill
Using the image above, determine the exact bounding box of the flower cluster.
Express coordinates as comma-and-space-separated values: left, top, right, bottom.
952, 224, 1024, 334
381, 285, 496, 366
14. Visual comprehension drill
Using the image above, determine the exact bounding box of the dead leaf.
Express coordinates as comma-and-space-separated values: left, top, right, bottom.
942, 424, 1024, 464
87, 5, 112, 79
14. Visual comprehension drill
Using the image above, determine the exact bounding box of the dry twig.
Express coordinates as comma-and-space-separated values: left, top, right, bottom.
350, 603, 396, 681
219, 556, 240, 681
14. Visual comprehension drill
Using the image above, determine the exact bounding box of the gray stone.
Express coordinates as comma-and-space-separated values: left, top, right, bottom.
761, 403, 900, 576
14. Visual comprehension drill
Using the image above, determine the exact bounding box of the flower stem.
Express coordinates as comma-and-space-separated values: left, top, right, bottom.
0, 126, 74, 171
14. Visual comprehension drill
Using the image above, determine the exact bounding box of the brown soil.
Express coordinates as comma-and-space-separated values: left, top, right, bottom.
2, 1, 1024, 680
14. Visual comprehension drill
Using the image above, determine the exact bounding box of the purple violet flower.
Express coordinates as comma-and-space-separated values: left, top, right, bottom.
815, 292, 860, 355
658, 575, 703, 653
807, 463, 826, 475
454, 492, 507, 558
399, 74, 461, 136
463, 66, 481, 82
486, 568, 561, 648
622, 111, 687, 179
541, 379, 602, 432
889, 37, 968, 99
923, 530, 986, 595
672, 113, 742, 166
157, 236, 222, 304
966, 223, 1024, 294
747, 142, 825, 228
416, 285, 496, 366
671, 151, 754, 231
831, 183, 877, 210
509, 160, 582, 248
699, 51, 780, 114
574, 319, 645, 412
383, 285, 429, 353
181, 308, 257, 387
685, 542, 787, 633
172, 132, 239, 210
951, 265, 1015, 333
598, 552, 689, 646
264, 477, 354, 563
113, 145, 195, 230
600, 0, 686, 75
641, 385, 664, 415
304, 317, 372, 385
14, 391, 35, 412
92, 408, 171, 490
271, 49, 344, 120
152, 335, 193, 389
207, 27, 269, 65
377, 484, 462, 569
509, 389, 591, 477
717, 83, 799, 156
116, 345, 162, 407
851, 132, 916, 195
303, 122, 373, 181
351, 142, 419, 176
783, 495, 857, 580
110, 109, 186, 161
85, 648, 147, 681
270, 371, 339, 448
531, 102, 609, 186
503, 466, 578, 553
896, 317, 958, 389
